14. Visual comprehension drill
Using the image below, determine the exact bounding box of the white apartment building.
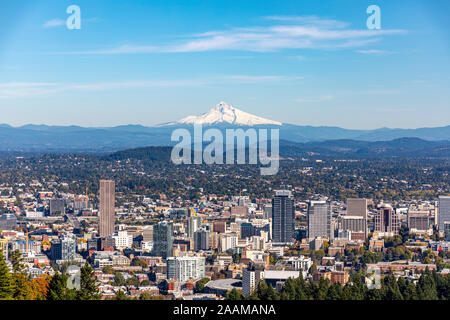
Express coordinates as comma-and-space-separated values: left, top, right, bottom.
111, 231, 133, 249
167, 256, 206, 282
219, 233, 238, 252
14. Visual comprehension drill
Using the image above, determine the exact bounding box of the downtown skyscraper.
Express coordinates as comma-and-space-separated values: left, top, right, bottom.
346, 198, 368, 238
439, 196, 450, 232
308, 201, 333, 241
99, 180, 115, 238
153, 221, 174, 259
272, 190, 294, 243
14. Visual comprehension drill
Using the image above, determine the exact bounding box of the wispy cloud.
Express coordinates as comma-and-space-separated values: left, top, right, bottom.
356, 49, 395, 55
222, 75, 302, 82
51, 15, 406, 54
0, 75, 299, 98
43, 19, 65, 28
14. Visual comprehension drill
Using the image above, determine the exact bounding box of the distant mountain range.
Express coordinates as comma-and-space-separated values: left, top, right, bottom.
0, 101, 449, 152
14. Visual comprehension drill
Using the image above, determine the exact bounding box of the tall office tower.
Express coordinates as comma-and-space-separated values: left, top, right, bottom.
49, 199, 65, 216
374, 205, 400, 234
308, 201, 333, 240
339, 216, 365, 233
153, 221, 174, 259
167, 256, 205, 282
272, 190, 295, 243
142, 225, 154, 242
438, 196, 450, 232
445, 222, 450, 241
187, 216, 202, 238
194, 228, 211, 251
346, 198, 368, 237
99, 180, 115, 238
408, 210, 430, 233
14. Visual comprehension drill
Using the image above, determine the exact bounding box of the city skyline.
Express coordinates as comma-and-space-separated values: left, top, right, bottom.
0, 0, 449, 129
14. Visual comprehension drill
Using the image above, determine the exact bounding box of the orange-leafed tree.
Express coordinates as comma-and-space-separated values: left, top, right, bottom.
30, 276, 50, 300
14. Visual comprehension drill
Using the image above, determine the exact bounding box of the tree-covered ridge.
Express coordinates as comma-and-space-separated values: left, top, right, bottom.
0, 155, 448, 204
226, 270, 450, 301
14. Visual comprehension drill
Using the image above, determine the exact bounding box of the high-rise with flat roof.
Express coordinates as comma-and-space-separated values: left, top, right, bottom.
438, 196, 450, 232
187, 216, 202, 238
99, 180, 115, 238
194, 227, 211, 251
153, 221, 174, 259
346, 198, 368, 238
408, 210, 430, 233
374, 205, 400, 234
167, 256, 205, 282
308, 201, 333, 240
272, 190, 294, 243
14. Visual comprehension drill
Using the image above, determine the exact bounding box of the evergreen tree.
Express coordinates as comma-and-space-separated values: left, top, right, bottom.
76, 262, 101, 300
266, 284, 280, 300
114, 290, 129, 300
381, 274, 403, 300
9, 250, 25, 274
226, 288, 243, 300
326, 283, 343, 300
416, 269, 438, 300
46, 272, 76, 300
0, 252, 13, 300
256, 279, 269, 300
11, 273, 32, 300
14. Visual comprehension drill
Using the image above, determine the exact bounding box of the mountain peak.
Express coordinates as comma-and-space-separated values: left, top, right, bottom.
176, 101, 282, 126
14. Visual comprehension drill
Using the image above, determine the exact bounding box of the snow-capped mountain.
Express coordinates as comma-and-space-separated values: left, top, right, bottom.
174, 101, 282, 126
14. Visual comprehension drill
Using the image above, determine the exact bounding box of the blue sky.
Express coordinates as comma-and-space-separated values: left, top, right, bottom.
0, 0, 449, 129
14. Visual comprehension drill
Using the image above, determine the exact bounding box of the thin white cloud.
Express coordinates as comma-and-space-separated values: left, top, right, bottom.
43, 19, 65, 28
50, 15, 406, 54
222, 75, 302, 82
0, 75, 300, 98
356, 49, 395, 55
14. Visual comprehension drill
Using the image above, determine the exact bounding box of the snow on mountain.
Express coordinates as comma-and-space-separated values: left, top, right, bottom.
174, 101, 282, 126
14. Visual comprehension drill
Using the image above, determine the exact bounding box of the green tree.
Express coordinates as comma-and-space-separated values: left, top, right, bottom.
11, 273, 32, 300
226, 288, 243, 300
0, 252, 13, 300
9, 250, 25, 274
76, 262, 101, 300
102, 265, 114, 274
114, 290, 129, 300
113, 272, 126, 286
326, 283, 343, 300
381, 274, 403, 300
46, 273, 76, 300
195, 277, 210, 293
416, 269, 438, 300
399, 224, 410, 244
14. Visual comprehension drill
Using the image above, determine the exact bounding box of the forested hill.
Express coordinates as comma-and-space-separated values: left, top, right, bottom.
102, 138, 450, 161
